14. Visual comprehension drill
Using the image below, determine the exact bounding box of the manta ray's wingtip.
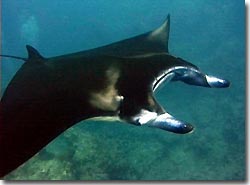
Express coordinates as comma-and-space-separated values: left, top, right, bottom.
162, 13, 170, 26
165, 14, 170, 31
166, 14, 170, 21
148, 13, 171, 53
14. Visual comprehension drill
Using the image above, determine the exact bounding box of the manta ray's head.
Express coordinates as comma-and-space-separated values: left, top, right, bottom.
105, 14, 230, 134
115, 53, 230, 134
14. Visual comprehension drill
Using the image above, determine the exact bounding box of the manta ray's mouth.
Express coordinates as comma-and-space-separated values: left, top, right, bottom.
153, 71, 174, 91
150, 67, 196, 134
152, 66, 190, 91
153, 73, 169, 91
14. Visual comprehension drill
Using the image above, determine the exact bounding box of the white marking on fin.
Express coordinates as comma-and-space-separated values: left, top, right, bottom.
132, 109, 158, 125
205, 75, 226, 87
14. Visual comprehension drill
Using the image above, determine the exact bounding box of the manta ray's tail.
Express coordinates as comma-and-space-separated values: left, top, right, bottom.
0, 54, 27, 61
0, 45, 45, 62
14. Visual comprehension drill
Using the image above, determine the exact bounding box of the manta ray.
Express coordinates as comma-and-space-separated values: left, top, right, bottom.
0, 14, 230, 177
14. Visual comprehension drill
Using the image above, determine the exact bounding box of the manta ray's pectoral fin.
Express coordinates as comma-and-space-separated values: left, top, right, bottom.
131, 109, 193, 134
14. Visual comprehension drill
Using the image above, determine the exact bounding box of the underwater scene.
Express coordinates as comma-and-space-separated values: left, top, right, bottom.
1, 0, 245, 180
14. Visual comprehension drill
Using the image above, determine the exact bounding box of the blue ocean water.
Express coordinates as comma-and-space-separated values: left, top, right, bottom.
1, 0, 245, 180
